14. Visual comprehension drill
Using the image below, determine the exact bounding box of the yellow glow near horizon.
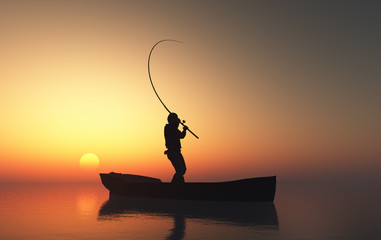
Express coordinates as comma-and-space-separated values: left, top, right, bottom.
80, 153, 99, 170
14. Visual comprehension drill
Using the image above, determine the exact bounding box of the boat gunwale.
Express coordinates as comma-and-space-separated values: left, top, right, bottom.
99, 173, 276, 184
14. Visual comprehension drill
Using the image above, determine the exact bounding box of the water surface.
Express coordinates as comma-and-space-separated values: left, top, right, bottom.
0, 181, 379, 239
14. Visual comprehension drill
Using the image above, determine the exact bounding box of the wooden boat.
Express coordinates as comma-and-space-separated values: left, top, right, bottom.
99, 173, 276, 202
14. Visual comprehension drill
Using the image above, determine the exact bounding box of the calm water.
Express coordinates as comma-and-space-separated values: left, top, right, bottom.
0, 181, 380, 240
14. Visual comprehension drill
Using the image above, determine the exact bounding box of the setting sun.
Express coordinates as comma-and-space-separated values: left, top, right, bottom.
80, 153, 99, 170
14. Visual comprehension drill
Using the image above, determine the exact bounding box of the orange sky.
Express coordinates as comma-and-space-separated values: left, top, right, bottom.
0, 1, 380, 183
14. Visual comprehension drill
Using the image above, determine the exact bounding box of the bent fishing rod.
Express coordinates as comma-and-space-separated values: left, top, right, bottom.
148, 39, 199, 139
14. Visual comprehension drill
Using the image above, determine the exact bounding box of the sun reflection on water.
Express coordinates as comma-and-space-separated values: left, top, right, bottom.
76, 192, 98, 217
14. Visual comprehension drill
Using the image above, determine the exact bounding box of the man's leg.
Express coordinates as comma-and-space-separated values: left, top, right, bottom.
169, 152, 186, 183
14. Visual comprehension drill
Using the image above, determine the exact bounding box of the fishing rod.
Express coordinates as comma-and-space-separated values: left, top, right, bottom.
148, 39, 199, 139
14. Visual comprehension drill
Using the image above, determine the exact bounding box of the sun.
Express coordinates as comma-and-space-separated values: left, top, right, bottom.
80, 153, 99, 170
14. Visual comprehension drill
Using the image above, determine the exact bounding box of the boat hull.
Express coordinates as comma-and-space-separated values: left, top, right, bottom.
100, 173, 276, 202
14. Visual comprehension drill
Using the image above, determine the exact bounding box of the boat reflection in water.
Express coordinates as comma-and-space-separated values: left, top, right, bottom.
98, 194, 278, 239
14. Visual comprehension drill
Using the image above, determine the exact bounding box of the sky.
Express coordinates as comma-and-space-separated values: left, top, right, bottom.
0, 0, 380, 183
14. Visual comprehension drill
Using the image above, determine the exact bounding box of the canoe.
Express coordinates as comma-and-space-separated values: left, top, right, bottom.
99, 172, 276, 202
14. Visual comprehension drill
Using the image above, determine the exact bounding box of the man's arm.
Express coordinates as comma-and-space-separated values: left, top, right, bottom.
179, 126, 188, 139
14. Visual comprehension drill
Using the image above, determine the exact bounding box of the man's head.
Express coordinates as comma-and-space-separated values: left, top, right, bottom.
168, 112, 180, 126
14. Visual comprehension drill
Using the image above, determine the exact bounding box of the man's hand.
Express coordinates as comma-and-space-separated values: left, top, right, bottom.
183, 125, 189, 131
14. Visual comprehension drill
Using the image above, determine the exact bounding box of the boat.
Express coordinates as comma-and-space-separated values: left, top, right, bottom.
99, 172, 276, 202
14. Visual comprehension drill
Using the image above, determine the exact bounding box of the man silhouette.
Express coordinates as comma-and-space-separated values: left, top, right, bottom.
164, 113, 188, 183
